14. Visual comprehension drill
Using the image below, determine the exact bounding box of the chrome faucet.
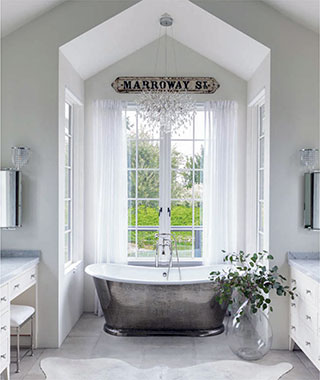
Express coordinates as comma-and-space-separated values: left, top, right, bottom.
155, 233, 181, 280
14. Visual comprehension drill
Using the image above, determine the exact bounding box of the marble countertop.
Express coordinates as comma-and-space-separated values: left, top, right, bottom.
0, 250, 40, 285
288, 252, 320, 283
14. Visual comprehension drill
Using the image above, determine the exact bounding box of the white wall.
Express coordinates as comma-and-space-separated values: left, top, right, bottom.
58, 52, 84, 345
83, 37, 247, 312
192, 0, 319, 348
1, 0, 139, 348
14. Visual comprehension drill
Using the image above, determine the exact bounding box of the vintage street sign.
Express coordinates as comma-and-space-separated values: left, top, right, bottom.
111, 76, 220, 94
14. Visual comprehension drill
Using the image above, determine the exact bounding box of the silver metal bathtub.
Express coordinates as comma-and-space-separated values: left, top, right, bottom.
86, 263, 227, 337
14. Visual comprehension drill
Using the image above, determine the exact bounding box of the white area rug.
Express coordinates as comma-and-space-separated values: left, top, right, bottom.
40, 357, 293, 380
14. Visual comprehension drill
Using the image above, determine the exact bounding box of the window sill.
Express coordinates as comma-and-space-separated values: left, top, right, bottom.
65, 260, 82, 275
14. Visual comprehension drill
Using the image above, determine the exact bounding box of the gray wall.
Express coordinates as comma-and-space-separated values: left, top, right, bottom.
84, 37, 247, 312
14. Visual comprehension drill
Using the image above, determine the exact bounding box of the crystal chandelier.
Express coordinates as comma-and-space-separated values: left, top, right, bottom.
137, 14, 196, 136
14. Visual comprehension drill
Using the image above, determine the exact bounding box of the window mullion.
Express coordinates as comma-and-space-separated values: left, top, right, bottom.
159, 132, 171, 234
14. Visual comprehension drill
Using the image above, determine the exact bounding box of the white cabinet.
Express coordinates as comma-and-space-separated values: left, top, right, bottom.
0, 264, 38, 380
0, 285, 10, 379
289, 266, 320, 370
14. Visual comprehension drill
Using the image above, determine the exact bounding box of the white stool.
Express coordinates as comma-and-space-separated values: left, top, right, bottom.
10, 305, 35, 373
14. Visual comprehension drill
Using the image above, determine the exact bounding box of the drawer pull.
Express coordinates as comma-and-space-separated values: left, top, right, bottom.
0, 354, 6, 359
291, 326, 296, 330
1, 325, 7, 331
291, 279, 296, 284
31, 274, 36, 279
306, 315, 311, 320
291, 303, 296, 308
305, 289, 312, 295
0, 296, 7, 302
305, 341, 311, 346
14, 284, 20, 289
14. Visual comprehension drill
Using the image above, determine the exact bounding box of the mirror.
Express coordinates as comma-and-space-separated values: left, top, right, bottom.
304, 171, 320, 230
0, 169, 22, 229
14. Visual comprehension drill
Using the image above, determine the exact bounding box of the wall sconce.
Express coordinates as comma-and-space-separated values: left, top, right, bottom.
11, 146, 32, 170
300, 148, 319, 172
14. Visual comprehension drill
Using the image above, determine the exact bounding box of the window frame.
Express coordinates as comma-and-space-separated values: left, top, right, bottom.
64, 100, 74, 268
257, 100, 265, 252
126, 104, 204, 263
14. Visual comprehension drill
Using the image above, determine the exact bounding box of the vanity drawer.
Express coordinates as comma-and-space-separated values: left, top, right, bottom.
0, 311, 9, 342
0, 285, 9, 312
298, 298, 318, 333
291, 268, 318, 307
10, 266, 37, 300
0, 338, 8, 373
299, 323, 320, 363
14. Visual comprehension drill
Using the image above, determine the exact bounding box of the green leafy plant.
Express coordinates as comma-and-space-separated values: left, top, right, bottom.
210, 251, 296, 318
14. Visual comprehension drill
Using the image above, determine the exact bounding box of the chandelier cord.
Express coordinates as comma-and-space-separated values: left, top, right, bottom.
154, 23, 162, 77
165, 27, 168, 77
171, 24, 178, 78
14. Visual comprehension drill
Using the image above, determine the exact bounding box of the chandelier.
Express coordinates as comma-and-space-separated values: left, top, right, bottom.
137, 14, 197, 136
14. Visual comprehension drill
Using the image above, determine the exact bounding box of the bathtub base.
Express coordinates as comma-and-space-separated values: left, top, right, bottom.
104, 323, 225, 337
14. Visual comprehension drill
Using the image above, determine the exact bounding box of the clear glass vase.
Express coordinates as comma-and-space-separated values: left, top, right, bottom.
226, 300, 273, 360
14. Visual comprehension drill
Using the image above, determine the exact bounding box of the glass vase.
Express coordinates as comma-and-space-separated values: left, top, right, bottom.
226, 300, 273, 361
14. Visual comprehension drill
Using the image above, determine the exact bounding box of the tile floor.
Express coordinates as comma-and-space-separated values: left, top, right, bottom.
4, 313, 319, 380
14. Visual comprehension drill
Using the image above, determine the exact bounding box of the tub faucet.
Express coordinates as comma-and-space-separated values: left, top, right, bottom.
155, 233, 181, 280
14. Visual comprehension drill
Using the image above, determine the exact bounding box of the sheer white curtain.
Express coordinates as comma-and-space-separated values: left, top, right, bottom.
92, 100, 128, 314
203, 100, 238, 265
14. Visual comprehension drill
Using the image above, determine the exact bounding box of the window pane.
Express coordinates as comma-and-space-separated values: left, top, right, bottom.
137, 230, 158, 257
171, 230, 192, 258
138, 171, 159, 198
171, 141, 193, 169
195, 110, 204, 140
171, 200, 192, 226
64, 232, 71, 263
128, 230, 136, 257
194, 201, 203, 226
138, 140, 159, 169
194, 230, 202, 258
258, 232, 264, 252
259, 137, 264, 167
65, 103, 70, 120
128, 170, 136, 198
171, 120, 193, 140
193, 170, 203, 199
137, 201, 159, 226
259, 105, 265, 136
126, 110, 137, 137
65, 135, 71, 166
171, 170, 192, 199
65, 200, 71, 230
138, 116, 159, 139
194, 142, 204, 169
128, 200, 136, 226
259, 170, 264, 200
127, 140, 136, 168
259, 201, 264, 233
65, 168, 71, 198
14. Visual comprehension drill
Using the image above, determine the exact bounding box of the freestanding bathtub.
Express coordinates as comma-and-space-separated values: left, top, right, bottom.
85, 263, 228, 337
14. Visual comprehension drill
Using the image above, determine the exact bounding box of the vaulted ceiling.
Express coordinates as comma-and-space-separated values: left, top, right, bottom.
60, 0, 270, 80
1, 0, 319, 38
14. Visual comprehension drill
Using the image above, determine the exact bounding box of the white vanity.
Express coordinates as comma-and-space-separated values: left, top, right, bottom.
0, 251, 40, 380
288, 252, 320, 371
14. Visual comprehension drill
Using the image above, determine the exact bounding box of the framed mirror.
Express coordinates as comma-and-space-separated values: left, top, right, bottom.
304, 171, 320, 230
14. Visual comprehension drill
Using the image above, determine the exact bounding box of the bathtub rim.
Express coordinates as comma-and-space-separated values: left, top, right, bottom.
85, 263, 227, 285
